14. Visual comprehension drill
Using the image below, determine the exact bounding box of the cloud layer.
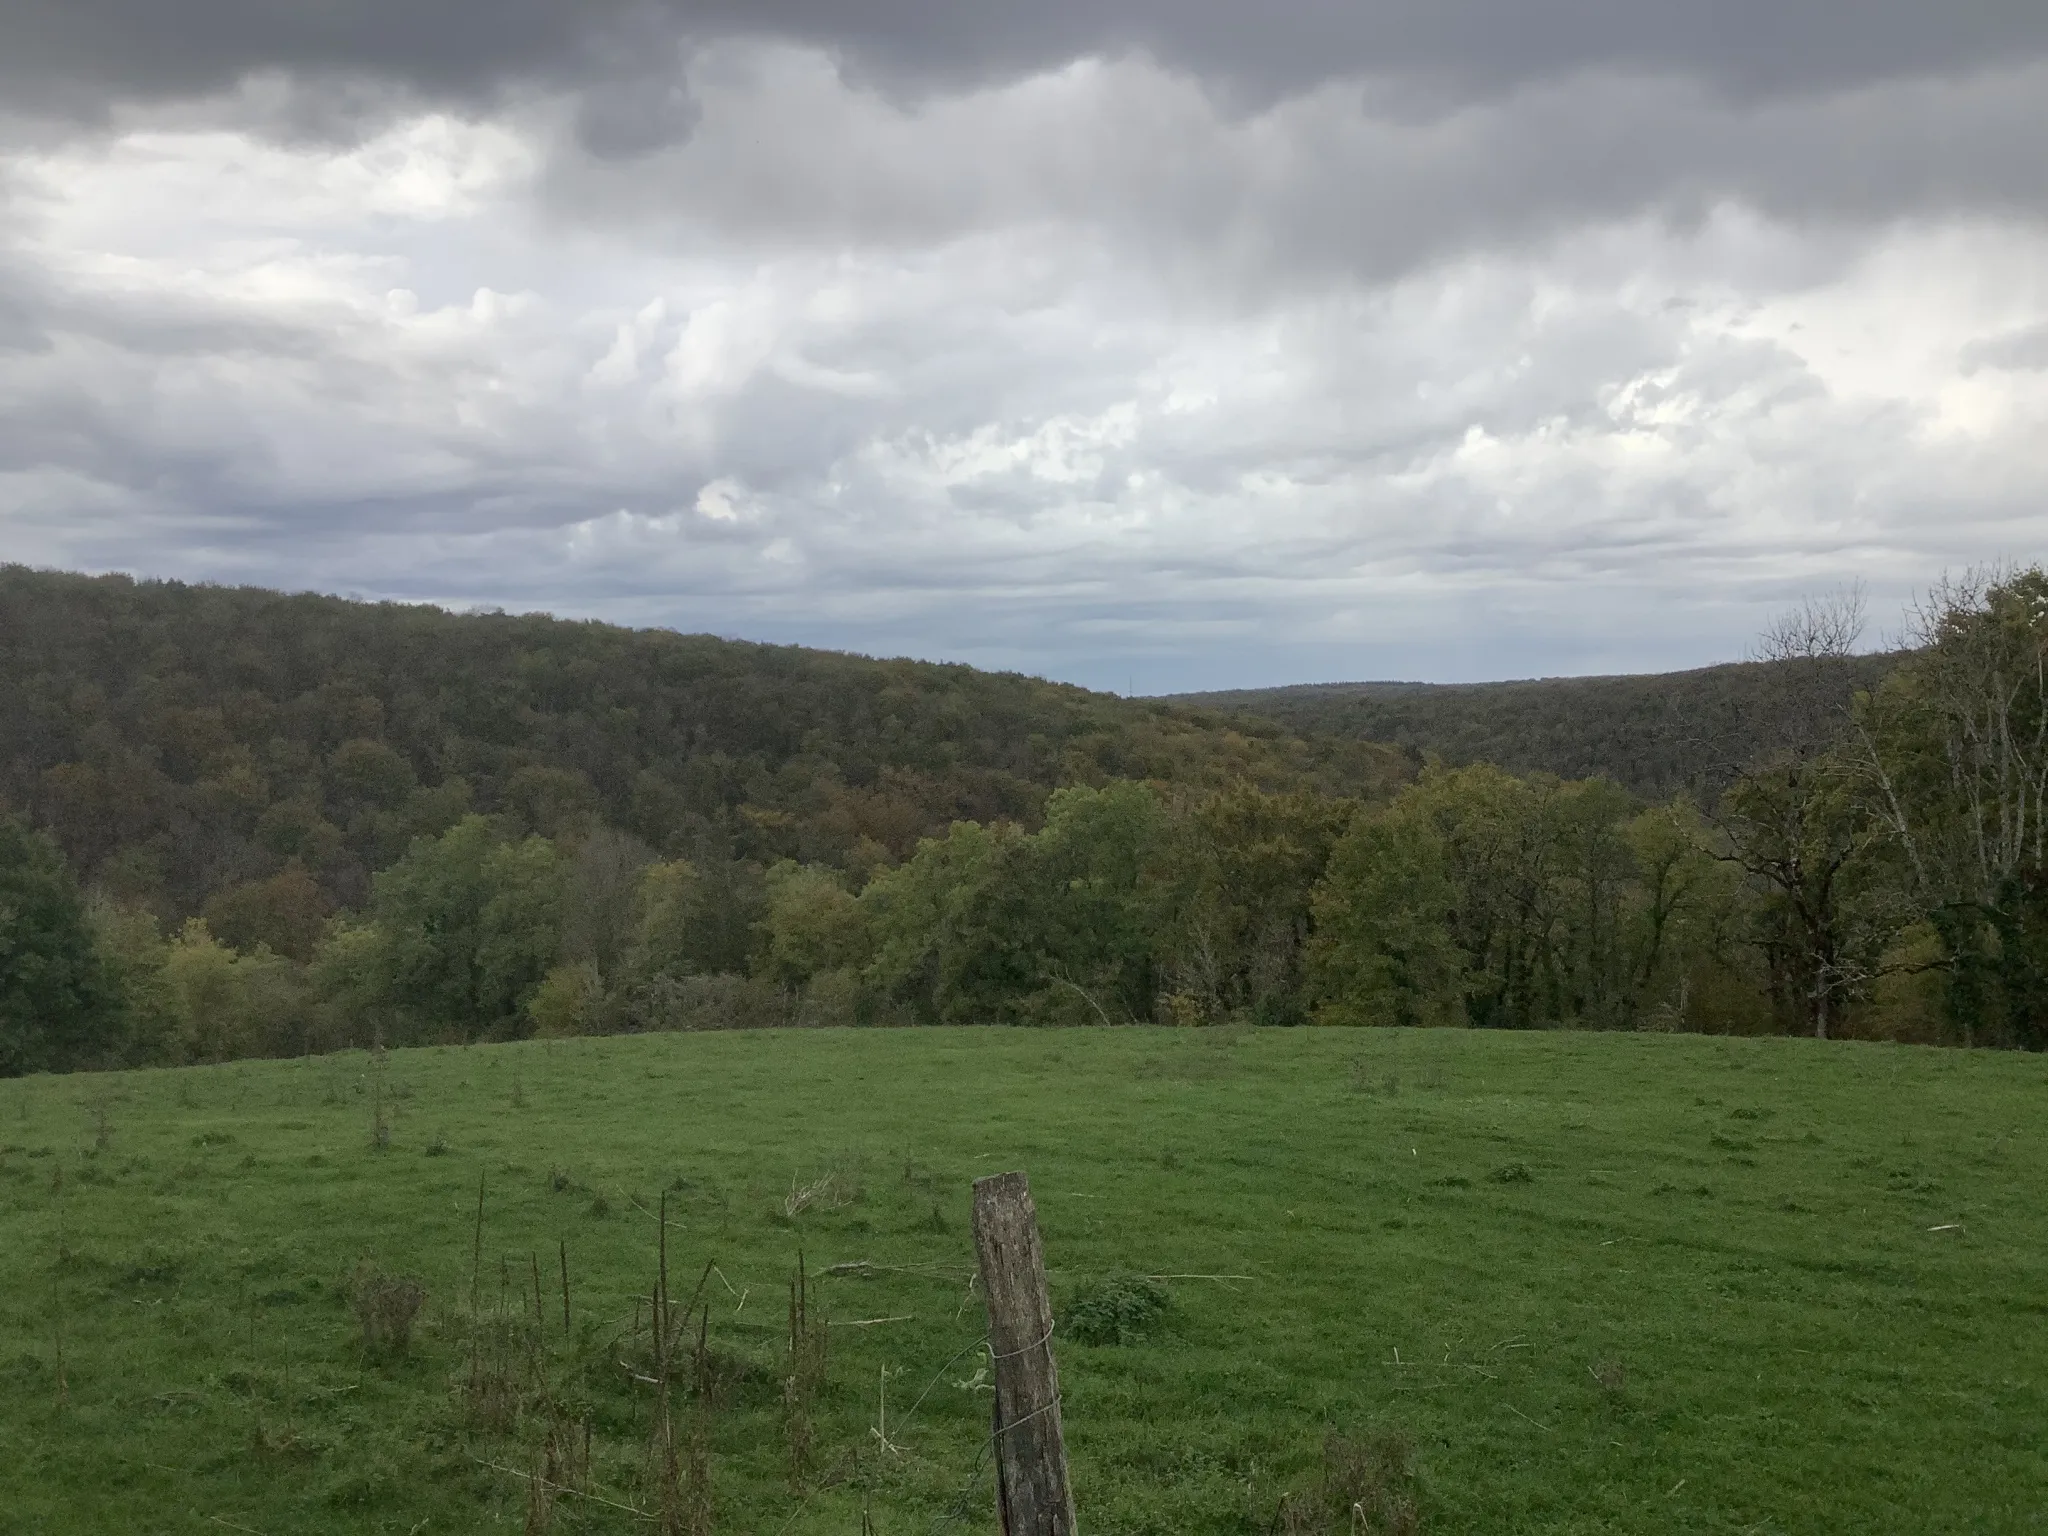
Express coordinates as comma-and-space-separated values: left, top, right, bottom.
4, 6, 2048, 690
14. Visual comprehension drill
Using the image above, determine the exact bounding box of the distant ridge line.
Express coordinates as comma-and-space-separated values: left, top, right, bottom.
1171, 652, 1907, 798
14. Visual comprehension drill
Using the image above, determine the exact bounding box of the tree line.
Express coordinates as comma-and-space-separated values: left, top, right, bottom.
5, 566, 2048, 1072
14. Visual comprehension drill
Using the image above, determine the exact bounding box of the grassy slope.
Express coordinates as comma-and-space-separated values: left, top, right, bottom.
2, 1028, 2043, 1535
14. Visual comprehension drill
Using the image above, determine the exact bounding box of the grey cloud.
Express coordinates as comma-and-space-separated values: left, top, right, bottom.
709, 0, 2048, 104
547, 56, 2048, 290
0, 260, 52, 354
7, 0, 2048, 129
1961, 322, 2048, 374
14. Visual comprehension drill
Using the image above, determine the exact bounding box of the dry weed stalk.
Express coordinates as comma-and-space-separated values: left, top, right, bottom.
86, 1098, 112, 1155
369, 1037, 391, 1150
783, 1251, 829, 1489
520, 1253, 593, 1536
50, 1161, 69, 1406
520, 1249, 592, 1536
559, 1240, 572, 1333
459, 1177, 532, 1433
646, 1191, 716, 1536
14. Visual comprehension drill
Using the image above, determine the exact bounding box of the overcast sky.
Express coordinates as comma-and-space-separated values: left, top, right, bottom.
4, 3, 2048, 692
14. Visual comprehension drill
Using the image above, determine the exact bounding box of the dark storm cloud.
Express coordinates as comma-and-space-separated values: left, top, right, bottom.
8, 0, 2048, 123
542, 57, 2048, 289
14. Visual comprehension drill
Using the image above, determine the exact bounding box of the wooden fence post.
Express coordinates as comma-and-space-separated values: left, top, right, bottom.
972, 1171, 1079, 1535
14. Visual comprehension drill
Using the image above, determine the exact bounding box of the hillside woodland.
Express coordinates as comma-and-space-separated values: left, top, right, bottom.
3, 566, 2047, 1071
1177, 652, 1903, 799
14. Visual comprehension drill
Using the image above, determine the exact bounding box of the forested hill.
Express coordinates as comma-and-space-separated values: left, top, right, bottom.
0, 567, 1405, 918
1173, 652, 1904, 799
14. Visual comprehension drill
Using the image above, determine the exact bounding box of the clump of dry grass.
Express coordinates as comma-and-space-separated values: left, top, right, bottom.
350, 1261, 427, 1356
1275, 1429, 1422, 1535
782, 1154, 865, 1219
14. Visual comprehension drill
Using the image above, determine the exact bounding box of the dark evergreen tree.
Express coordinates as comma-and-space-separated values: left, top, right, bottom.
0, 816, 122, 1074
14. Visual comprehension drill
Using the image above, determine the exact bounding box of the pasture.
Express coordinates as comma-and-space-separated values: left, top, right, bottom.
1, 1027, 2043, 1534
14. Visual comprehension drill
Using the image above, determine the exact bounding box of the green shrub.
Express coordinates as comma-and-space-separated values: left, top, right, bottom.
1064, 1271, 1169, 1346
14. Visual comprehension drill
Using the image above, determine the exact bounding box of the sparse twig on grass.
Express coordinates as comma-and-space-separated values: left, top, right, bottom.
471, 1457, 655, 1522
470, 1173, 487, 1313
559, 1240, 572, 1333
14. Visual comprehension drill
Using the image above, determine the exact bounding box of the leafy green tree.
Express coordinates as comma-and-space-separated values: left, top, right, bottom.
561, 825, 654, 988
858, 819, 1015, 1023
86, 897, 184, 1064
327, 738, 416, 812
203, 862, 331, 962
925, 784, 1172, 1026
1617, 800, 1747, 1029
1308, 806, 1465, 1027
630, 853, 767, 982
0, 817, 122, 1074
758, 861, 867, 991
1857, 567, 2048, 1046
161, 919, 250, 1063
310, 916, 398, 1048
1163, 785, 1355, 1025
527, 961, 605, 1037
1310, 766, 1727, 1032
158, 918, 320, 1062
503, 765, 601, 839
363, 815, 567, 1041
255, 797, 346, 869
1391, 765, 1640, 1029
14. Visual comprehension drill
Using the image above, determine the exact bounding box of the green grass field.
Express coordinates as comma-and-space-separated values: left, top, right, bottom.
2, 1027, 2043, 1535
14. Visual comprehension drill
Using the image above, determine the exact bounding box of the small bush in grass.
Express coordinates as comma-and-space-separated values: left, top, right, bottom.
350, 1263, 426, 1356
1490, 1162, 1533, 1184
1065, 1271, 1169, 1346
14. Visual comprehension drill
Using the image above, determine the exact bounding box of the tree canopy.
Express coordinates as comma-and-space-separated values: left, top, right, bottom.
10, 563, 2048, 1072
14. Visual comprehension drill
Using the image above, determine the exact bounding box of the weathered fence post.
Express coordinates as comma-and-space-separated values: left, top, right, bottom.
972, 1170, 1079, 1535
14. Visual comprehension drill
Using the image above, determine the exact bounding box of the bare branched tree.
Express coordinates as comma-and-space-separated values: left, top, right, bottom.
1711, 581, 1896, 1038
1750, 582, 1868, 665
